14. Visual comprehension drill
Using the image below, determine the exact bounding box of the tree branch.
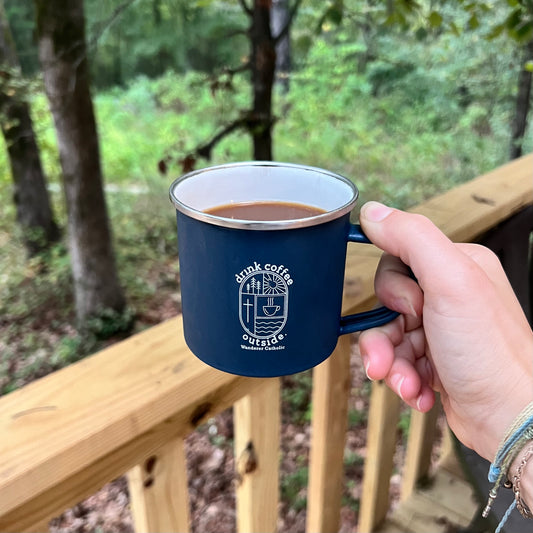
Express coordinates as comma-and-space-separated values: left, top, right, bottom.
87, 0, 136, 51
220, 61, 251, 77
238, 0, 253, 17
195, 117, 249, 160
169, 111, 277, 173
159, 116, 251, 174
207, 62, 251, 97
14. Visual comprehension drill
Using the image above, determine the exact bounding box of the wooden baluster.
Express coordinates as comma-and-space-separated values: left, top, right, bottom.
400, 402, 440, 502
127, 438, 190, 533
307, 334, 352, 533
358, 381, 401, 533
234, 378, 280, 533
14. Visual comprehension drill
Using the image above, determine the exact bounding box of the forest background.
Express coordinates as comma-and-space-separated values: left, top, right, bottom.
0, 1, 532, 530
1, 0, 532, 407
1, 0, 532, 406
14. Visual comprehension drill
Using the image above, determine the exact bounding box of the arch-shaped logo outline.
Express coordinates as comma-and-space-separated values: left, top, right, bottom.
239, 270, 289, 339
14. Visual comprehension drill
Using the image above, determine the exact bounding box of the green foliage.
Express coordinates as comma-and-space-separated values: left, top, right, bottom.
0, 240, 72, 323
84, 0, 249, 87
50, 334, 98, 368
344, 450, 364, 468
343, 479, 360, 512
348, 407, 367, 428
7, 0, 251, 88
275, 14, 528, 208
86, 307, 135, 339
4, 0, 39, 74
282, 371, 313, 424
281, 465, 309, 511
397, 407, 411, 440
315, 0, 533, 47
315, 0, 344, 31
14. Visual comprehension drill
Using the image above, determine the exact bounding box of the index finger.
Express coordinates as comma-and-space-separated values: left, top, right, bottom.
374, 253, 424, 322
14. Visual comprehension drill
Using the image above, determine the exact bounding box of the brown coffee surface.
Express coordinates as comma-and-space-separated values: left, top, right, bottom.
204, 201, 325, 221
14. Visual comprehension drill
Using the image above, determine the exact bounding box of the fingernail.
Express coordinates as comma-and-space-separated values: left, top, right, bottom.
416, 395, 423, 412
395, 296, 418, 318
362, 355, 373, 380
406, 301, 418, 318
361, 201, 393, 222
390, 374, 405, 401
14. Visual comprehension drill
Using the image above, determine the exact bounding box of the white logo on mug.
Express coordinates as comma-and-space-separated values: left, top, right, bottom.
236, 263, 292, 344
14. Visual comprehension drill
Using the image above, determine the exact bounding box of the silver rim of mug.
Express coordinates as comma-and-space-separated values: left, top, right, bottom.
168, 161, 359, 230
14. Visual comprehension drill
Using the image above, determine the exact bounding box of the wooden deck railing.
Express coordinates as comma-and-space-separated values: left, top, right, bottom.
1, 154, 532, 533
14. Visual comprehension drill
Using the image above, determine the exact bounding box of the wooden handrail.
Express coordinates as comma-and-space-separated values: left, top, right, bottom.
1, 154, 532, 533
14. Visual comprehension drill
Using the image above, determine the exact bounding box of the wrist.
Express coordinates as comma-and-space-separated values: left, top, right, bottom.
483, 357, 533, 462
475, 377, 532, 462
482, 330, 533, 462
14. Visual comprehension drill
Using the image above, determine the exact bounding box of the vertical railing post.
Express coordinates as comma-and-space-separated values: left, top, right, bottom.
358, 381, 402, 533
307, 334, 352, 533
234, 378, 281, 533
400, 402, 440, 502
127, 437, 191, 533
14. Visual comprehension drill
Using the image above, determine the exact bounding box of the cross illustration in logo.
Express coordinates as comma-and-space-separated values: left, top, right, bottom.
243, 298, 253, 322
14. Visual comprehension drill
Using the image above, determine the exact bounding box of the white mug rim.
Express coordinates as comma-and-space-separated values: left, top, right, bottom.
169, 161, 359, 231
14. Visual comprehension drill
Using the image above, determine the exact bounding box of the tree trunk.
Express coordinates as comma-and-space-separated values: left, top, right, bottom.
250, 0, 276, 160
35, 0, 125, 324
271, 0, 291, 94
509, 39, 533, 160
0, 0, 60, 256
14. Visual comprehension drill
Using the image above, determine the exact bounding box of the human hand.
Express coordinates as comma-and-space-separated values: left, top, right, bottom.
358, 201, 533, 462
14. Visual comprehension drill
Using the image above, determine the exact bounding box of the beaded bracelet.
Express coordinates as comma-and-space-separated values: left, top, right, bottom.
482, 401, 533, 532
511, 442, 533, 519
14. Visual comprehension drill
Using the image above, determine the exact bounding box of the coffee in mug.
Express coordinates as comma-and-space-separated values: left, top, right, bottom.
204, 201, 326, 220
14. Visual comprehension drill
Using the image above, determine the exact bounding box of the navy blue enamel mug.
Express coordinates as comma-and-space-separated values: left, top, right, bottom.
169, 161, 399, 377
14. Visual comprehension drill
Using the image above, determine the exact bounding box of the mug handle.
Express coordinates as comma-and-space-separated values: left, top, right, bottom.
338, 224, 400, 335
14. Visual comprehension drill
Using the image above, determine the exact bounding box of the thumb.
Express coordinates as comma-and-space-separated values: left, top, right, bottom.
359, 201, 469, 292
